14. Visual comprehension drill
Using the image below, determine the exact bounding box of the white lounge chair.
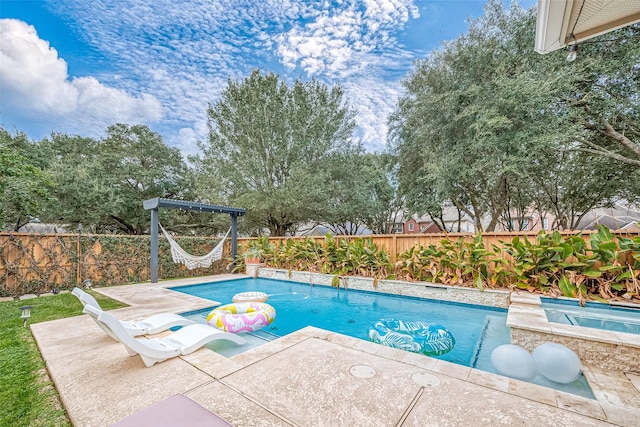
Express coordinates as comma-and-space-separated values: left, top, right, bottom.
72, 287, 196, 336
83, 305, 246, 367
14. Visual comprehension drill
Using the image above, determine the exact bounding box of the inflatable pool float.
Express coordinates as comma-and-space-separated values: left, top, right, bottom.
207, 302, 276, 333
232, 291, 268, 303
368, 319, 455, 356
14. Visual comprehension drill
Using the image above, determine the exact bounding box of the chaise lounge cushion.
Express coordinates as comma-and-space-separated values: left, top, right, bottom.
110, 394, 233, 426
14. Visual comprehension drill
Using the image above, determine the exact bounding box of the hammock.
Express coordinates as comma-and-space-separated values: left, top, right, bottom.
159, 223, 230, 270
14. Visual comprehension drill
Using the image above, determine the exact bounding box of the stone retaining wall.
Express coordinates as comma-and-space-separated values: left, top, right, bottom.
255, 268, 510, 308
511, 328, 640, 373
507, 294, 640, 373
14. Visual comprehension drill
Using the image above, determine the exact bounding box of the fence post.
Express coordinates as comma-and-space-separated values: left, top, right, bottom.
392, 234, 397, 262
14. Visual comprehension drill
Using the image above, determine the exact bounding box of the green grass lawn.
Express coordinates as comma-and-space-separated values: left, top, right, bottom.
0, 290, 126, 427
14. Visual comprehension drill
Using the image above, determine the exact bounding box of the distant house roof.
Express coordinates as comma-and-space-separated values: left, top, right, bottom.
578, 215, 639, 231
575, 204, 640, 231
417, 222, 442, 233
17, 222, 69, 233
298, 224, 374, 236
411, 205, 475, 224
535, 0, 640, 54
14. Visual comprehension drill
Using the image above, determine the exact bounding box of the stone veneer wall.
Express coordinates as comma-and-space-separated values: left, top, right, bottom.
245, 263, 264, 278
255, 268, 510, 308
511, 328, 640, 373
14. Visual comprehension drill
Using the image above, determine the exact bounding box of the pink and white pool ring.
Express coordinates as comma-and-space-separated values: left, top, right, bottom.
207, 302, 276, 333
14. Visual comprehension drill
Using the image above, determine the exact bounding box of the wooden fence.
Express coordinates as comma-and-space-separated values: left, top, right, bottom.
239, 230, 640, 261
2, 230, 639, 296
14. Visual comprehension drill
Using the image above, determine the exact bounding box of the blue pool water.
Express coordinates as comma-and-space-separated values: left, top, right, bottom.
171, 277, 507, 367
170, 278, 594, 398
542, 298, 640, 336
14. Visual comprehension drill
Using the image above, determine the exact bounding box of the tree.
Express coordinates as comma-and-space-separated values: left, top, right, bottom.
390, 3, 542, 230
567, 24, 640, 169
36, 132, 122, 232
359, 153, 404, 235
0, 128, 53, 231
558, 24, 640, 204
322, 151, 402, 235
100, 124, 192, 234
525, 145, 629, 230
389, 0, 631, 231
37, 125, 191, 234
195, 69, 357, 236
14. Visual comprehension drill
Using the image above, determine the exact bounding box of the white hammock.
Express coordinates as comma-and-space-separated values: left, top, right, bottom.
159, 223, 230, 270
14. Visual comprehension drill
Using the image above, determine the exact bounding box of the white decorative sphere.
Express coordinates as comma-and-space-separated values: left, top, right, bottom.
490, 344, 538, 381
533, 343, 582, 384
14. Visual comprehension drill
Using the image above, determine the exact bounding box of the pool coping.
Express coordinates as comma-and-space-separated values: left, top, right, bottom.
31, 274, 640, 426
508, 292, 640, 348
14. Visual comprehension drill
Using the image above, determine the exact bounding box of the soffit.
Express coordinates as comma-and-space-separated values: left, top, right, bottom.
535, 0, 640, 54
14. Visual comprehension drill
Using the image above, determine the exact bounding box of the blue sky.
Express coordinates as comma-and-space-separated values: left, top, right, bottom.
0, 0, 535, 155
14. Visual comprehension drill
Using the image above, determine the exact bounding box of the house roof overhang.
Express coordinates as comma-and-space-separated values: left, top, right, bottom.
535, 0, 640, 54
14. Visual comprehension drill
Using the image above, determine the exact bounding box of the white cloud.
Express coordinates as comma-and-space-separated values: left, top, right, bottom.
0, 19, 162, 136
342, 70, 404, 152
3, 1, 426, 153
177, 127, 198, 157
276, 0, 419, 78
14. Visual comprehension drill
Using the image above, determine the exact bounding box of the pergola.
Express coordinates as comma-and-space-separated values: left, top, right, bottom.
143, 197, 246, 283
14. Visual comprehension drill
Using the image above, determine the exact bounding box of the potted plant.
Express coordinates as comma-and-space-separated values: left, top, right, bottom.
244, 247, 263, 264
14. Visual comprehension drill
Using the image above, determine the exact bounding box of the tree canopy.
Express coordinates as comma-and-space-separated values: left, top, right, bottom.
323, 151, 401, 235
194, 69, 359, 236
0, 129, 53, 231
3, 3, 637, 236
389, 0, 636, 231
0, 124, 193, 234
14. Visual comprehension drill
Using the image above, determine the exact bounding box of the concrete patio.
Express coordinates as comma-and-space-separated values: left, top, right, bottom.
31, 275, 640, 426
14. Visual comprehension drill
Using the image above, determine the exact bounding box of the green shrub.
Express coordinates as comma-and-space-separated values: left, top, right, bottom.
394, 226, 639, 304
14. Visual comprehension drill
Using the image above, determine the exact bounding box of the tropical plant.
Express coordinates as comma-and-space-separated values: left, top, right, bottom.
393, 226, 639, 304
396, 234, 506, 290
501, 227, 640, 303
244, 247, 263, 264
244, 233, 393, 287
576, 226, 639, 301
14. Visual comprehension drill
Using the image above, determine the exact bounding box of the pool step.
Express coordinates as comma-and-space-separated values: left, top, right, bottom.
205, 329, 278, 358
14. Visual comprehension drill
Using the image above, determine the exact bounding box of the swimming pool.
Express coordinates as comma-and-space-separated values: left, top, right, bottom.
170, 277, 593, 398
542, 298, 640, 335
172, 277, 506, 365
